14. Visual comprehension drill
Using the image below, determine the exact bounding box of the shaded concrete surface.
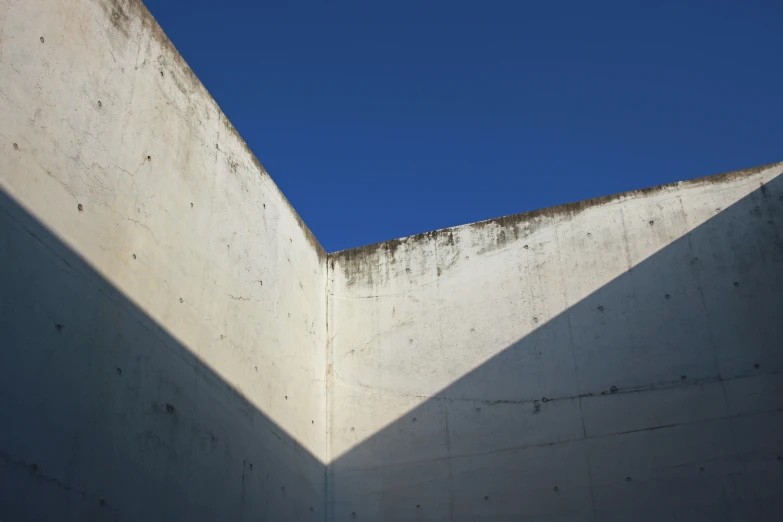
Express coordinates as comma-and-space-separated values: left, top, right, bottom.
0, 189, 324, 521
1, 0, 326, 520
327, 166, 783, 521
2, 1, 782, 521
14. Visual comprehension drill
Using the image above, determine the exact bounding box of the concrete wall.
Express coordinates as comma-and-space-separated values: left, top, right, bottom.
1, 1, 326, 520
3, 2, 783, 522
327, 163, 783, 521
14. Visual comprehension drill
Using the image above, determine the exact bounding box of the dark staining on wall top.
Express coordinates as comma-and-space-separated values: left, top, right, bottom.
329, 161, 783, 282
98, 0, 326, 263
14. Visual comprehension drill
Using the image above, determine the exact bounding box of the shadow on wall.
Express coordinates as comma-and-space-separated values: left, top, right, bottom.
2, 173, 782, 522
0, 188, 324, 521
329, 174, 783, 521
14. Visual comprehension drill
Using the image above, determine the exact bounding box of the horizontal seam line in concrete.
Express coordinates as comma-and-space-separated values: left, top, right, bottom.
331, 405, 783, 475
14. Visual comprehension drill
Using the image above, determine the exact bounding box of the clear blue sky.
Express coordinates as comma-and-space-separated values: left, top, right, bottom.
144, 0, 782, 252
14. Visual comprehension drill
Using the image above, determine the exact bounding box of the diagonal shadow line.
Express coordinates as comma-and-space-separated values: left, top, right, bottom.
327, 172, 783, 521
0, 187, 325, 521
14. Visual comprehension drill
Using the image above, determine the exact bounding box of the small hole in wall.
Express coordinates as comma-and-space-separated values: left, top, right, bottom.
733, 281, 739, 287
78, 203, 83, 211
116, 368, 122, 375
132, 254, 136, 259
681, 375, 686, 381
351, 513, 357, 519
649, 220, 654, 225
13, 143, 19, 150
312, 420, 314, 424
97, 101, 102, 108
625, 476, 632, 482
553, 486, 559, 492
146, 155, 151, 161
524, 245, 529, 249
285, 395, 288, 400
598, 306, 604, 311
412, 417, 417, 423
350, 427, 355, 431
665, 294, 670, 299
610, 386, 618, 393
754, 363, 760, 369
179, 298, 183, 303
533, 317, 538, 323
416, 504, 420, 509
190, 202, 193, 207
484, 496, 489, 501
587, 232, 592, 237
160, 70, 164, 77
40, 36, 45, 43
699, 466, 705, 472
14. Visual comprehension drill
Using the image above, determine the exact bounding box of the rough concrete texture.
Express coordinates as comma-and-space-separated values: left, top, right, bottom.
327, 164, 783, 521
1, 1, 782, 522
1, 0, 326, 520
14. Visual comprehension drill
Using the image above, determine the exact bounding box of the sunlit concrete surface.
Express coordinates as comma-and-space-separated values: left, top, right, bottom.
1, 1, 326, 520
327, 165, 783, 521
1, 1, 782, 521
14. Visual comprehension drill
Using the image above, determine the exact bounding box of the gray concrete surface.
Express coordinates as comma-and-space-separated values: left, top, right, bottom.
2, 1, 782, 521
1, 0, 326, 520
327, 165, 783, 521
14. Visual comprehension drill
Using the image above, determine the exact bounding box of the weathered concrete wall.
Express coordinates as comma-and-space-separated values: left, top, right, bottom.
1, 1, 326, 520
3, 1, 783, 521
327, 163, 783, 521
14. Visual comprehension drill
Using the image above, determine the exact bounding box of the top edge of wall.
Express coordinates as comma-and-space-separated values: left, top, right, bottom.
329, 160, 783, 260
122, 0, 326, 259
119, 1, 780, 263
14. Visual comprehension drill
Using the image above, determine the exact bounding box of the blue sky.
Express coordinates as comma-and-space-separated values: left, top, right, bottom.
144, 0, 782, 252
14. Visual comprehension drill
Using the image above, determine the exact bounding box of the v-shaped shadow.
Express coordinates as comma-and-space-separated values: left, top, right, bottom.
2, 170, 782, 522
